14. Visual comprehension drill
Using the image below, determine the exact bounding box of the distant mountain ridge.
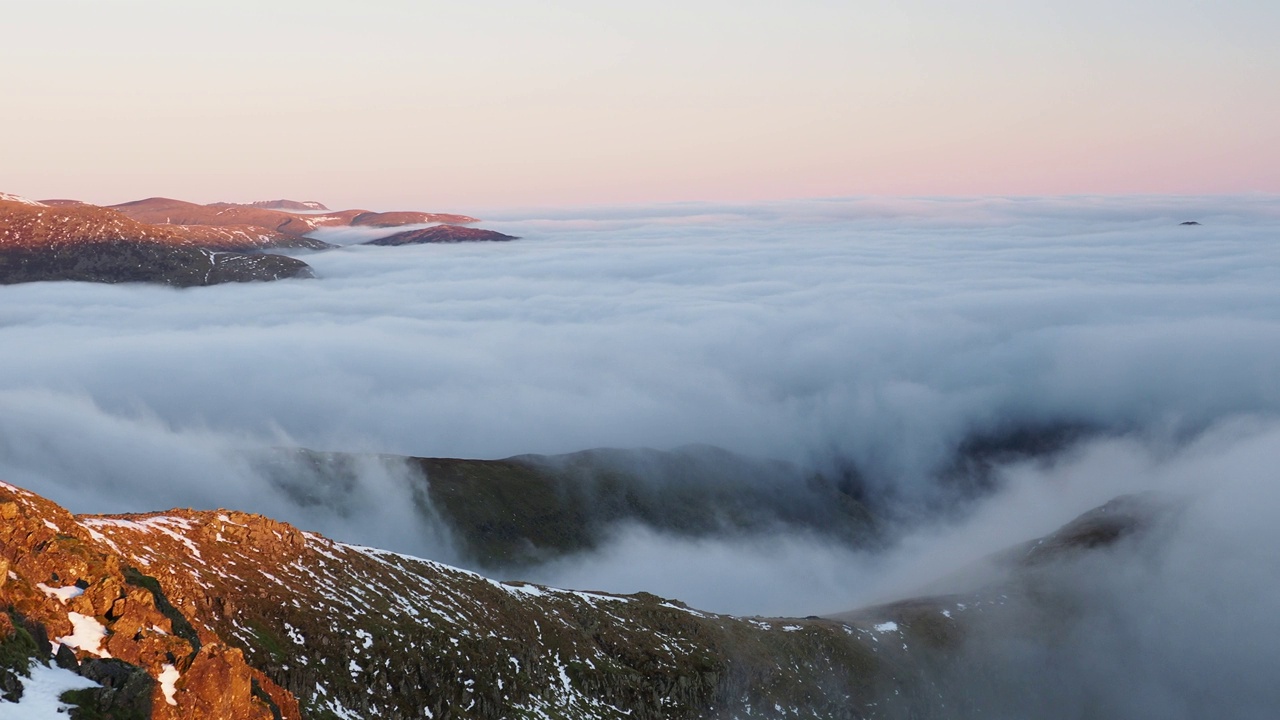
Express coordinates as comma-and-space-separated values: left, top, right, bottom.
0, 191, 513, 286
247, 200, 329, 211
261, 428, 1089, 573
0, 195, 314, 285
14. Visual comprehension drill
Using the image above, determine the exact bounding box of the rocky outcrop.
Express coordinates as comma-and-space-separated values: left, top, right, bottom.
0, 482, 294, 719
362, 225, 517, 246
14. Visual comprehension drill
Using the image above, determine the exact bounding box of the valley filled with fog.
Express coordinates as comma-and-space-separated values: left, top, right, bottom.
1, 195, 1277, 621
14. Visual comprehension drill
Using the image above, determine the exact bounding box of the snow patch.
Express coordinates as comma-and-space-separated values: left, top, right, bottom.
57, 613, 111, 658
36, 583, 83, 605
158, 664, 179, 706
355, 628, 373, 649
873, 621, 900, 633
0, 661, 100, 718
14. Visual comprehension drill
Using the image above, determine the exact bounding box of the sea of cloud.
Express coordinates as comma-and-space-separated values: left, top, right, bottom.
0, 195, 1277, 621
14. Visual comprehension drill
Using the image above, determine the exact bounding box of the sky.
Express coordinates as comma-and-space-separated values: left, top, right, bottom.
2, 1, 1279, 210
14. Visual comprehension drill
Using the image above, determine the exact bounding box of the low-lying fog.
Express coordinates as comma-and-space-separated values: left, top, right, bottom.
1, 195, 1278, 625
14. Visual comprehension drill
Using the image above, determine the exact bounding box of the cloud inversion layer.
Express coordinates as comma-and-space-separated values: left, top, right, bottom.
0, 195, 1277, 615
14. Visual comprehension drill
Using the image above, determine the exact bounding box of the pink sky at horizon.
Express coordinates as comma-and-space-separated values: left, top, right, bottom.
3, 1, 1278, 212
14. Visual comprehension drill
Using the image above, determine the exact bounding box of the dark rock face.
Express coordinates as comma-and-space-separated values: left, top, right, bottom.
70, 658, 158, 719
0, 241, 315, 286
363, 225, 517, 246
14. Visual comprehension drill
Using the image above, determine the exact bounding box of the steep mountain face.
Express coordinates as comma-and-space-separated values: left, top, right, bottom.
0, 479, 1170, 719
0, 197, 315, 285
362, 225, 518, 246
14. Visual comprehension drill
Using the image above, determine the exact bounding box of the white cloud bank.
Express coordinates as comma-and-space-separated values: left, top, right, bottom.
0, 195, 1277, 616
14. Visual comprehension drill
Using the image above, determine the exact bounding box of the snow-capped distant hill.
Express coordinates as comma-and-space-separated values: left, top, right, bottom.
0, 192, 45, 207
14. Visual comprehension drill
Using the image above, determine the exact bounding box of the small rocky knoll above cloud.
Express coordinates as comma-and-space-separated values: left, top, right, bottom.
362, 224, 517, 245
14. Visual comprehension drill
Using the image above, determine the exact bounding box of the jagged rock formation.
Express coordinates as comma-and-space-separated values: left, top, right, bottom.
0, 196, 315, 286
362, 225, 518, 246
0, 476, 1172, 719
